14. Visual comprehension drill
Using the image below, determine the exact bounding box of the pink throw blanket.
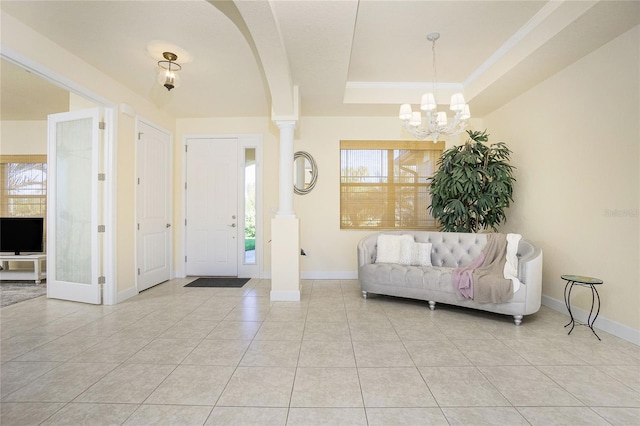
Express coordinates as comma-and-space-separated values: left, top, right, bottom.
452, 233, 514, 303
452, 252, 485, 300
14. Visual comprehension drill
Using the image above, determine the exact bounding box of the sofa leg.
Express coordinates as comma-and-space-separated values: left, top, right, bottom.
513, 315, 523, 326
428, 301, 436, 311
362, 291, 368, 299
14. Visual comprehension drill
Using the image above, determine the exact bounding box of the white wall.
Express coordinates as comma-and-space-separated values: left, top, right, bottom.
484, 26, 639, 335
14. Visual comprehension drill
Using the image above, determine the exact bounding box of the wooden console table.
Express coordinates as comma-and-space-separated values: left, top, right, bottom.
0, 254, 47, 284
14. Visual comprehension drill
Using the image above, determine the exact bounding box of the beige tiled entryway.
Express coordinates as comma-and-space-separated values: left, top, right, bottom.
1, 278, 639, 425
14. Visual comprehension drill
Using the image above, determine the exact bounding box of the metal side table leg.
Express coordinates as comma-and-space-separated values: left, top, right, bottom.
564, 281, 577, 335
588, 284, 602, 341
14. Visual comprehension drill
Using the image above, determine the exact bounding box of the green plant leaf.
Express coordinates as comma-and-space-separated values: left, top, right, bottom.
429, 129, 516, 233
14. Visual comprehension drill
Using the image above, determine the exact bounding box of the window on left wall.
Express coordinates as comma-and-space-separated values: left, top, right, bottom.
0, 155, 47, 218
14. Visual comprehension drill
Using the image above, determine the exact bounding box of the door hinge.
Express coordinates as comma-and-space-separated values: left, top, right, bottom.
98, 225, 106, 233
185, 256, 187, 262
98, 173, 106, 181
185, 145, 188, 153
137, 177, 140, 185
99, 121, 106, 130
185, 182, 187, 190
138, 132, 143, 140
98, 276, 106, 284
137, 223, 140, 230
185, 219, 187, 226
137, 268, 140, 276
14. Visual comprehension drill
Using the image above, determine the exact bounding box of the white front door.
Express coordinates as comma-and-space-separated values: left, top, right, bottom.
136, 120, 172, 291
185, 138, 238, 276
47, 108, 102, 304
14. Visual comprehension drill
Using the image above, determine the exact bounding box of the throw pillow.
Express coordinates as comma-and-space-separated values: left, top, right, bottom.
399, 235, 417, 265
375, 234, 402, 263
376, 234, 413, 264
413, 242, 433, 267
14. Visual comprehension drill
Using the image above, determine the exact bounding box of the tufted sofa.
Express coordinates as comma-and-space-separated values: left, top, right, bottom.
357, 231, 543, 325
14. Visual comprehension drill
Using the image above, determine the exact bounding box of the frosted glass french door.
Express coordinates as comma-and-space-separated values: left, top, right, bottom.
47, 108, 101, 304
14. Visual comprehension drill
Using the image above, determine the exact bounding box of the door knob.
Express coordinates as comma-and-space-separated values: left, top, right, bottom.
166, 223, 171, 228
229, 223, 236, 228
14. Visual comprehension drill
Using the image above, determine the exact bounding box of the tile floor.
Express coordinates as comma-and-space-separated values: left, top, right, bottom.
1, 278, 639, 425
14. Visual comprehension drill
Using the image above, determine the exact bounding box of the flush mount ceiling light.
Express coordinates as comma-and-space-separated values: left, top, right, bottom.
157, 51, 182, 91
399, 32, 470, 143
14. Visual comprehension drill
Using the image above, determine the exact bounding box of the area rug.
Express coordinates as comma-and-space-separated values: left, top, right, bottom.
184, 277, 250, 288
1, 281, 47, 308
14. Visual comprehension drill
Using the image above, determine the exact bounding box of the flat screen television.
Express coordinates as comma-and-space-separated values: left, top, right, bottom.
0, 217, 45, 255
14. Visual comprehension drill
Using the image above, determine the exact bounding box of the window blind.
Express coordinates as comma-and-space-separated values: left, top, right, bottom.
0, 155, 47, 218
340, 141, 443, 229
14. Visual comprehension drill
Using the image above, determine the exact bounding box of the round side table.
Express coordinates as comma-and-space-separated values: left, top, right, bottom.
561, 275, 603, 340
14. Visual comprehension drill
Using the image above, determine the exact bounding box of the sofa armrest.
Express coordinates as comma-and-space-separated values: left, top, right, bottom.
517, 240, 543, 314
357, 234, 378, 267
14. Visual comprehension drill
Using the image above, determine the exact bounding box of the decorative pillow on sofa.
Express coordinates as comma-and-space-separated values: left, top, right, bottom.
413, 242, 433, 267
376, 234, 414, 264
399, 237, 417, 265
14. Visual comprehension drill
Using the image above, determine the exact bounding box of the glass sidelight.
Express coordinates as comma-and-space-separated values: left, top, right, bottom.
244, 148, 256, 265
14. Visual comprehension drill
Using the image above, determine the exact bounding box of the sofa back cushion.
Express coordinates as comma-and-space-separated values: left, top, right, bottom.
373, 231, 487, 268
419, 232, 487, 268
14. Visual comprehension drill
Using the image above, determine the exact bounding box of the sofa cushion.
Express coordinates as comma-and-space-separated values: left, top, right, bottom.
360, 263, 454, 292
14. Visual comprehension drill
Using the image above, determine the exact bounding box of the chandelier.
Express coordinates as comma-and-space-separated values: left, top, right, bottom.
399, 32, 470, 143
157, 51, 182, 91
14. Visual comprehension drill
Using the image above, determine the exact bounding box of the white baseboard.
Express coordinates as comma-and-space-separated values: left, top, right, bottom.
270, 290, 300, 301
117, 286, 138, 304
300, 271, 358, 280
542, 294, 640, 346
258, 271, 357, 280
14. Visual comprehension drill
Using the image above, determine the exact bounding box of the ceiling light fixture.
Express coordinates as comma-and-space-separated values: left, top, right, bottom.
157, 51, 181, 91
399, 33, 470, 143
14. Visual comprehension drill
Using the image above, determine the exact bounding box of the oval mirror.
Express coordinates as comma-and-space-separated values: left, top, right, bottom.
293, 151, 318, 195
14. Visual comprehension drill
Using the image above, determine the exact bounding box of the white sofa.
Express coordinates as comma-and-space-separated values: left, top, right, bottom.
357, 231, 543, 325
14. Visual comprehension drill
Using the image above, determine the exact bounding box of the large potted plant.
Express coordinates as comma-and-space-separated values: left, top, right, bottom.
429, 130, 515, 233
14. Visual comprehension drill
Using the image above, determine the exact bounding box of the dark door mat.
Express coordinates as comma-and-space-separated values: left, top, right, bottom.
184, 277, 250, 288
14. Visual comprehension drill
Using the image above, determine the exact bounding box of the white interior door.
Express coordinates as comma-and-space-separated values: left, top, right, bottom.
186, 138, 238, 276
136, 120, 172, 291
47, 108, 101, 304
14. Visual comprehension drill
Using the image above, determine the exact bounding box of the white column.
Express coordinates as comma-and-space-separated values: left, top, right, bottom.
275, 120, 296, 217
271, 119, 300, 301
270, 216, 300, 301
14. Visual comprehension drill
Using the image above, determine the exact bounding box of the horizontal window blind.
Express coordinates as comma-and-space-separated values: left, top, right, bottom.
0, 155, 47, 218
340, 141, 443, 230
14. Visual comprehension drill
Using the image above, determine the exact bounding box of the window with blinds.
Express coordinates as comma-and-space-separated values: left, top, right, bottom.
340, 141, 443, 229
0, 155, 47, 218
